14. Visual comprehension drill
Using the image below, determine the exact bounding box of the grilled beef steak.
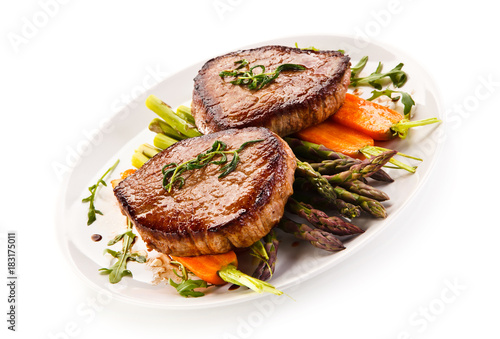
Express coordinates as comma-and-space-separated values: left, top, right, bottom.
114, 127, 296, 257
192, 45, 351, 136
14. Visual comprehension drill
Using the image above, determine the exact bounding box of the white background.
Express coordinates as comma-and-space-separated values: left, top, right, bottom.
1, 1, 499, 338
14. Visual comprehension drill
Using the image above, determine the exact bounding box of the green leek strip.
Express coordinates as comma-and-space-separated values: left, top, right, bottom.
218, 264, 283, 295
360, 146, 421, 173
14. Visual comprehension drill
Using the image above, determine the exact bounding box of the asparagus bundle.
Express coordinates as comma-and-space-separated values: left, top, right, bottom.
130, 95, 202, 156
131, 96, 201, 168
295, 160, 361, 219
322, 150, 396, 184
293, 176, 388, 219
285, 137, 394, 183
310, 157, 390, 201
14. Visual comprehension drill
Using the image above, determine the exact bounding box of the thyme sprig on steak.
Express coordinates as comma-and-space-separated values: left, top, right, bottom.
161, 139, 263, 193
219, 59, 306, 90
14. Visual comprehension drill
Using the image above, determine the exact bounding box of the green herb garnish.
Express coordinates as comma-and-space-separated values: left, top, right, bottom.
350, 56, 368, 79
82, 159, 119, 225
367, 88, 416, 118
169, 261, 209, 298
350, 60, 407, 89
219, 60, 306, 90
294, 42, 319, 51
294, 43, 345, 54
99, 219, 146, 284
162, 139, 263, 193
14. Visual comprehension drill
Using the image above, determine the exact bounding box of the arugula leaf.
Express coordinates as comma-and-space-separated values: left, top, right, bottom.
350, 57, 415, 118
367, 89, 416, 118
350, 62, 407, 89
107, 230, 136, 246
168, 261, 209, 298
82, 159, 120, 225
350, 56, 368, 79
99, 219, 146, 284
169, 279, 208, 298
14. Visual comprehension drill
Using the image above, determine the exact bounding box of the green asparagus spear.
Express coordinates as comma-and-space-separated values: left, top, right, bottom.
131, 144, 160, 168
131, 152, 149, 168
285, 137, 346, 162
286, 198, 364, 236
149, 118, 188, 140
338, 180, 389, 201
334, 198, 362, 219
252, 229, 279, 281
310, 158, 357, 174
137, 143, 160, 158
145, 95, 202, 138
176, 105, 196, 125
278, 217, 345, 252
154, 133, 178, 150
333, 186, 387, 218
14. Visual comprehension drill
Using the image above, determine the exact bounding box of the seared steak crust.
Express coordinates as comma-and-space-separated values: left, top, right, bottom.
192, 45, 351, 136
114, 127, 296, 257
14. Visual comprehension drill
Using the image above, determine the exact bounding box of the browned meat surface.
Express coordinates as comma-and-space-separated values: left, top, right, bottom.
192, 45, 351, 136
114, 127, 296, 257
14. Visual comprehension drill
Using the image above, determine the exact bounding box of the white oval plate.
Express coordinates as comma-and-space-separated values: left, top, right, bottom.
56, 34, 443, 309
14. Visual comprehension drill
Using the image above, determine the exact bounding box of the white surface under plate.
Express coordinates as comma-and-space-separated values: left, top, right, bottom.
56, 34, 444, 309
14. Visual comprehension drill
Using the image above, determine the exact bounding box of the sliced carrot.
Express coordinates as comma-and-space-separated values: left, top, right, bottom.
294, 119, 374, 159
171, 251, 238, 285
110, 179, 122, 189
332, 93, 440, 140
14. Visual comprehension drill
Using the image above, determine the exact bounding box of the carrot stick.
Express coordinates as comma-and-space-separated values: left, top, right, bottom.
294, 119, 373, 159
171, 250, 283, 295
111, 169, 137, 189
171, 251, 237, 285
332, 93, 440, 140
120, 169, 136, 179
